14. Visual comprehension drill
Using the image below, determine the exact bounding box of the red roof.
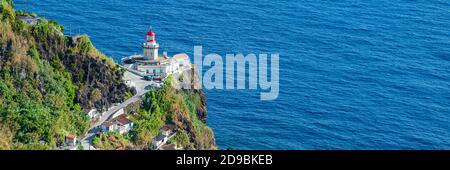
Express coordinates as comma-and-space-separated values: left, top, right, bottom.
115, 114, 128, 120
147, 26, 155, 36
114, 114, 132, 125
66, 134, 76, 139
116, 147, 126, 150
161, 144, 176, 150
102, 121, 116, 126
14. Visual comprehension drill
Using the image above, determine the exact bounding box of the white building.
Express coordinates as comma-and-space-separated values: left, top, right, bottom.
122, 25, 191, 79
151, 134, 168, 149
132, 55, 179, 77
101, 121, 117, 132
65, 134, 77, 146
115, 114, 134, 134
100, 113, 134, 134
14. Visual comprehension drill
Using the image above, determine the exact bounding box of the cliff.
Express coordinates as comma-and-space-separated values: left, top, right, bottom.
131, 76, 216, 150
94, 76, 217, 150
0, 0, 216, 150
0, 0, 129, 149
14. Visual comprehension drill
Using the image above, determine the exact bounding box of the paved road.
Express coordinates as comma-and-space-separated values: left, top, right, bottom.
124, 70, 148, 94
80, 132, 96, 150
91, 70, 149, 129
78, 67, 196, 150
92, 92, 146, 128
79, 70, 150, 150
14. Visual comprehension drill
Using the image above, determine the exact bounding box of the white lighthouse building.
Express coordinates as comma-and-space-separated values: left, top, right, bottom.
121, 25, 192, 80
143, 26, 159, 60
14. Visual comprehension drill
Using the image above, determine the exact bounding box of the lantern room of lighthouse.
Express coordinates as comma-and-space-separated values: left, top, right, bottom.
143, 26, 159, 60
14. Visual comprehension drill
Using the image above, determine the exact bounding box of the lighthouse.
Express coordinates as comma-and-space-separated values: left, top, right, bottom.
122, 24, 192, 79
143, 26, 159, 60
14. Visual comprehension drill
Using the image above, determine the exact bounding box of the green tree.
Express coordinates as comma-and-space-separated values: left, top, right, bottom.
90, 88, 102, 104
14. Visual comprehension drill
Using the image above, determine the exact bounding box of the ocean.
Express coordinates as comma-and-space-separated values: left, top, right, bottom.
15, 0, 450, 149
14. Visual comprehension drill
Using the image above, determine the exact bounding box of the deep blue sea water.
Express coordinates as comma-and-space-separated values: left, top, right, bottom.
15, 0, 450, 149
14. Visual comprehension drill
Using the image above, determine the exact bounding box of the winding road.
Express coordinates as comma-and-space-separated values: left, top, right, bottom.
79, 70, 149, 150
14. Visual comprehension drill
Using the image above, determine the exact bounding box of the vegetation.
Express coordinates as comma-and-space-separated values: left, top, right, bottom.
68, 35, 115, 68
129, 77, 174, 147
92, 131, 131, 150
129, 76, 216, 150
167, 130, 193, 149
0, 0, 127, 149
0, 0, 213, 150
124, 90, 133, 100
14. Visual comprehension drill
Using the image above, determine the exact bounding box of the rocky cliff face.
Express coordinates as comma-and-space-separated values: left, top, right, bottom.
195, 89, 208, 123
63, 36, 129, 110
172, 89, 215, 150
32, 29, 129, 111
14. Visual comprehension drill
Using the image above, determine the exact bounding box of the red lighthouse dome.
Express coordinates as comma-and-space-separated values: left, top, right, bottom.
146, 26, 156, 42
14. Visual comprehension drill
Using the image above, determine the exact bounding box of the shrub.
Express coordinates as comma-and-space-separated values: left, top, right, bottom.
93, 132, 130, 150
168, 130, 193, 149
1, 0, 15, 21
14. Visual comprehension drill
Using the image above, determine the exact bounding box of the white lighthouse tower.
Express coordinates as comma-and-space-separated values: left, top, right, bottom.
143, 26, 159, 60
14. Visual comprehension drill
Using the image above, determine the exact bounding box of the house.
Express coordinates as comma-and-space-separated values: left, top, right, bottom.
100, 114, 134, 134
101, 121, 117, 132
117, 126, 126, 134
65, 134, 77, 146
114, 114, 134, 134
151, 134, 167, 149
151, 124, 177, 149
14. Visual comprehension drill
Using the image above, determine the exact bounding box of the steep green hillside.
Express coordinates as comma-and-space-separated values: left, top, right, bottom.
129, 76, 216, 150
92, 76, 217, 150
0, 0, 129, 149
